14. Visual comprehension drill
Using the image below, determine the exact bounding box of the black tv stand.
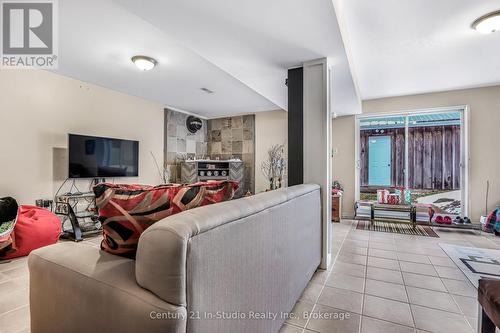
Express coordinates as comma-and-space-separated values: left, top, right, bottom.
55, 190, 101, 242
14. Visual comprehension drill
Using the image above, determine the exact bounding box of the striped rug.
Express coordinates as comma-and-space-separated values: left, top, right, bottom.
356, 220, 439, 237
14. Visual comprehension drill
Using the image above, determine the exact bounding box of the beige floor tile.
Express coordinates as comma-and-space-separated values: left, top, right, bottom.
360, 316, 414, 333
331, 262, 366, 278
300, 282, 324, 303
452, 294, 478, 317
365, 279, 408, 303
0, 258, 27, 272
340, 246, 368, 256
369, 241, 397, 251
13, 275, 29, 289
441, 279, 476, 297
336, 253, 367, 266
0, 305, 30, 333
306, 304, 361, 333
406, 286, 461, 313
317, 286, 363, 314
367, 257, 400, 271
411, 304, 473, 333
363, 295, 414, 327
348, 233, 370, 241
466, 316, 477, 332
279, 323, 304, 333
0, 288, 29, 314
286, 300, 315, 328
366, 266, 404, 285
425, 248, 448, 257
368, 248, 398, 260
396, 246, 429, 256
0, 280, 18, 294
369, 232, 395, 240
369, 238, 396, 245
397, 252, 431, 264
344, 239, 369, 248
428, 255, 456, 267
402, 272, 447, 292
434, 266, 466, 280
1, 266, 29, 279
399, 262, 438, 276
325, 273, 365, 293
311, 270, 330, 285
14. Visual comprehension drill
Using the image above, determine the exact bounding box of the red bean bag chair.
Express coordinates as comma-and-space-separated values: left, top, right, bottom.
1, 205, 61, 260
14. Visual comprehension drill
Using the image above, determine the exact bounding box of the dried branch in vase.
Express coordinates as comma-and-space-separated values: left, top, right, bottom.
261, 144, 287, 190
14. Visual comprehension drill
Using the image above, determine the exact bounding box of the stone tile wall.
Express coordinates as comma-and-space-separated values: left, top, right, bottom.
164, 109, 208, 182
207, 115, 255, 194
164, 109, 255, 193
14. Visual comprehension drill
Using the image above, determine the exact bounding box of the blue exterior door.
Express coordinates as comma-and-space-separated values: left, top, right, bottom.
368, 136, 391, 186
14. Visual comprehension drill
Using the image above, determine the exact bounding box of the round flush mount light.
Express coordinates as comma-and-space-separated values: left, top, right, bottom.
131, 55, 157, 71
472, 10, 500, 34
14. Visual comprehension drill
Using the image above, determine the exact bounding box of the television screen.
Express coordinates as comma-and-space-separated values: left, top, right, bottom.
68, 134, 139, 178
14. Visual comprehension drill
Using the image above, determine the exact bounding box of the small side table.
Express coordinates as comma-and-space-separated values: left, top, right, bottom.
332, 195, 342, 222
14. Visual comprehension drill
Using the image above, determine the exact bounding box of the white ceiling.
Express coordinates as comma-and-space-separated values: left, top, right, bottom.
335, 0, 500, 100
115, 0, 361, 115
53, 0, 361, 117
55, 0, 278, 118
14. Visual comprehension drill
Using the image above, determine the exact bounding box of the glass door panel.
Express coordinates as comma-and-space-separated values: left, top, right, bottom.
408, 111, 462, 216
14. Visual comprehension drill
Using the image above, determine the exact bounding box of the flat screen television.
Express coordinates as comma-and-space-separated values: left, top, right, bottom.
68, 134, 139, 178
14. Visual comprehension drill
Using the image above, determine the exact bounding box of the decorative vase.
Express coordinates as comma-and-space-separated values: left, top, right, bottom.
269, 178, 275, 190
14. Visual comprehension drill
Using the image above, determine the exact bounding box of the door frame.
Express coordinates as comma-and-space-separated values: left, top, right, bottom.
355, 105, 470, 217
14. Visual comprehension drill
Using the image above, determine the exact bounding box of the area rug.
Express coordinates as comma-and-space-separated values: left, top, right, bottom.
439, 243, 500, 287
356, 220, 439, 237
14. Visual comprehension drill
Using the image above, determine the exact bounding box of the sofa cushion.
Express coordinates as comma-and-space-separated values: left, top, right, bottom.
94, 181, 238, 258
29, 242, 186, 333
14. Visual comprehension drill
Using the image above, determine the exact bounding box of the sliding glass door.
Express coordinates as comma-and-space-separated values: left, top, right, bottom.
356, 107, 467, 217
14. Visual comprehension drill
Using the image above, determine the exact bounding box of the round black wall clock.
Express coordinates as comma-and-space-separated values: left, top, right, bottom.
186, 116, 203, 133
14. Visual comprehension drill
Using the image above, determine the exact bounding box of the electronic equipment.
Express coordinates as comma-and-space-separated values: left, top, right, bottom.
68, 134, 139, 178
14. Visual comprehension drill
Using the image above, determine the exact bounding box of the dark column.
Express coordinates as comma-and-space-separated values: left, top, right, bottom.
287, 67, 303, 186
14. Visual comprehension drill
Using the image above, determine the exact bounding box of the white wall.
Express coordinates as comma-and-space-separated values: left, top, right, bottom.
254, 110, 288, 193
332, 115, 356, 217
0, 70, 164, 205
333, 85, 500, 221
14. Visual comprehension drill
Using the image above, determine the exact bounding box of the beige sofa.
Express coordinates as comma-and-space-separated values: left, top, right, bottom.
29, 184, 321, 333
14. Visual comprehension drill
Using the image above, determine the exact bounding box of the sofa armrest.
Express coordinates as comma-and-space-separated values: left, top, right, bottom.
29, 242, 186, 333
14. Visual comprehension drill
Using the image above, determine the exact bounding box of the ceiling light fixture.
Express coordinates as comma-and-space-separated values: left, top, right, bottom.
472, 10, 500, 34
131, 55, 157, 71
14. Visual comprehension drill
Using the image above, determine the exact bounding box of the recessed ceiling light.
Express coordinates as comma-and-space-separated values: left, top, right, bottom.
472, 10, 500, 34
131, 55, 157, 71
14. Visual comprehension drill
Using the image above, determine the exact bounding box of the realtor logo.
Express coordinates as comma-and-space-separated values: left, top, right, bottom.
1, 0, 58, 68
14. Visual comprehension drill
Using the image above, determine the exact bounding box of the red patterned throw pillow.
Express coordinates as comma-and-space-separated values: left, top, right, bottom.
94, 180, 238, 258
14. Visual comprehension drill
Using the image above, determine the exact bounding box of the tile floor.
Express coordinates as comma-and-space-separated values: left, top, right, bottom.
281, 220, 500, 333
0, 237, 102, 333
1, 220, 499, 333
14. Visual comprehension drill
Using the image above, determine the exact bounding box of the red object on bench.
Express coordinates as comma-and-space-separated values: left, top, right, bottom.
1, 205, 61, 260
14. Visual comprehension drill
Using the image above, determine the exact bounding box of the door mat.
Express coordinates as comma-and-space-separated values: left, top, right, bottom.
356, 220, 439, 237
